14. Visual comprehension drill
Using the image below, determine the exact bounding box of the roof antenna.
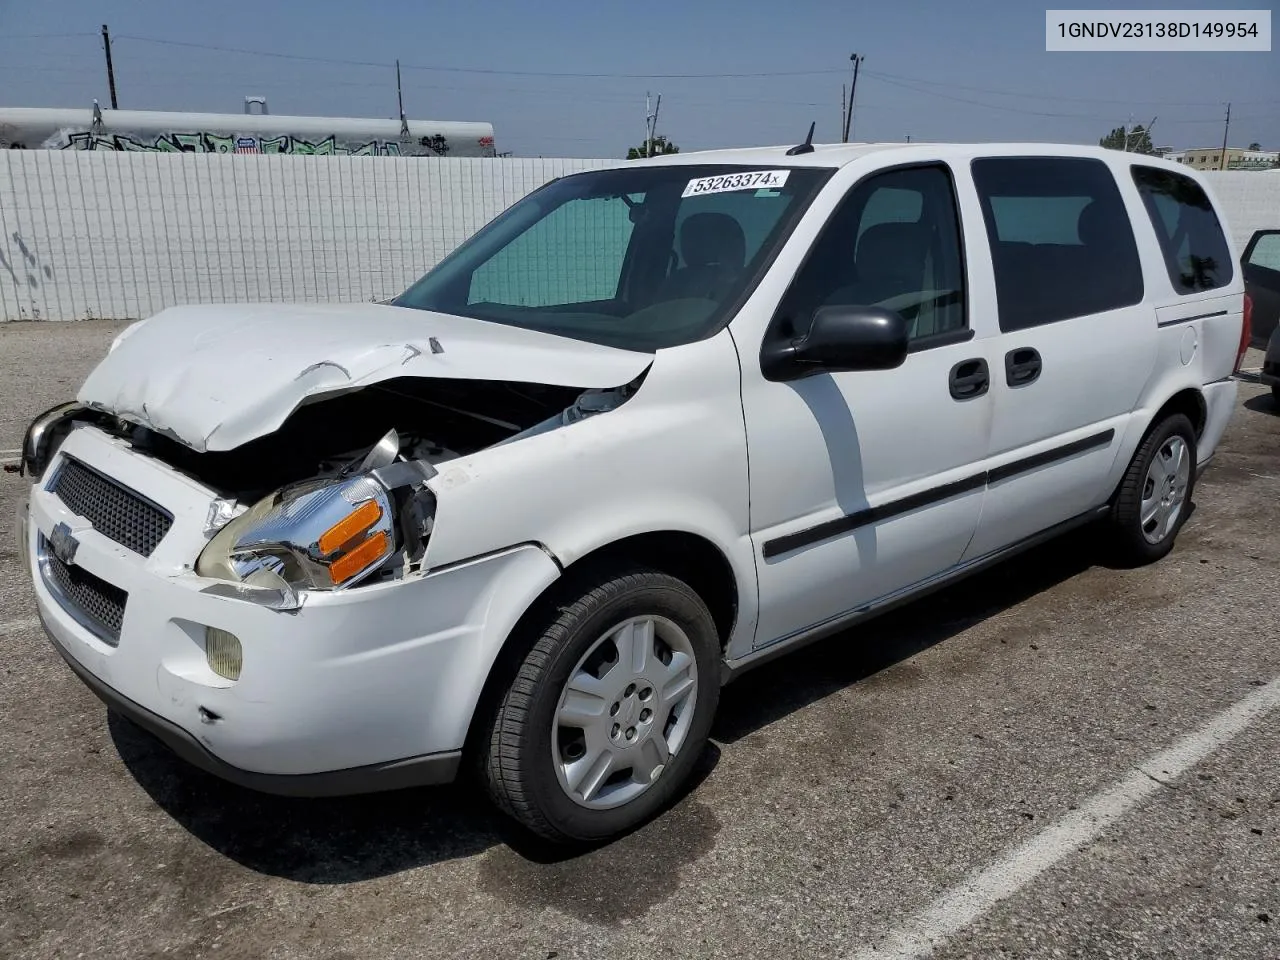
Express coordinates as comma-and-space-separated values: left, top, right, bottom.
786, 121, 816, 156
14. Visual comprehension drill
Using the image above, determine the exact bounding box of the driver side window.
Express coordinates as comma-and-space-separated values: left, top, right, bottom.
779, 164, 967, 343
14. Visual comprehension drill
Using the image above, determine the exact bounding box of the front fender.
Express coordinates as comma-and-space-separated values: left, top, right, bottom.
422, 328, 758, 653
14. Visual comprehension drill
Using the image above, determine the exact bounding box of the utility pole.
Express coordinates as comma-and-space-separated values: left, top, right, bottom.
644, 92, 662, 157
843, 53, 863, 143
841, 85, 846, 142
645, 92, 653, 157
651, 94, 661, 155
395, 59, 409, 139
1219, 102, 1231, 170
101, 24, 118, 109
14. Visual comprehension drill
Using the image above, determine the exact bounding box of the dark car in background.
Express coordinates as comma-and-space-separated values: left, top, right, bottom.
1246, 230, 1280, 402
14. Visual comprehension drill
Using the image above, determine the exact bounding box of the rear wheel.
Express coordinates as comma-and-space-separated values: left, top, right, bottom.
480, 567, 720, 843
1108, 413, 1196, 565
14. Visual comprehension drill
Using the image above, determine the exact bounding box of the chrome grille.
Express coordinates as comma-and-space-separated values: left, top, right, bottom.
49, 458, 172, 557
41, 544, 128, 646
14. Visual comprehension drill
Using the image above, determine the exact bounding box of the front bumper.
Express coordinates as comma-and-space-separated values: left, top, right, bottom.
26, 424, 561, 794
44, 628, 461, 796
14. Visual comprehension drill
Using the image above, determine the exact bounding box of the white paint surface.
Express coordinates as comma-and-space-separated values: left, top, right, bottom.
851, 676, 1280, 960
77, 302, 654, 451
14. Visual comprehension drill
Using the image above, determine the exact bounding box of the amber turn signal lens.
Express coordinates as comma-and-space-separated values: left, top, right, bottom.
317, 500, 382, 556
329, 530, 390, 584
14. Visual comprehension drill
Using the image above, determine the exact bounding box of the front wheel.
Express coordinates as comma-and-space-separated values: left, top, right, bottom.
480, 567, 720, 843
1107, 413, 1197, 565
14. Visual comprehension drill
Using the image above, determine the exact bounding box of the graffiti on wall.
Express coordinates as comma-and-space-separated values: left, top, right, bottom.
46, 130, 467, 157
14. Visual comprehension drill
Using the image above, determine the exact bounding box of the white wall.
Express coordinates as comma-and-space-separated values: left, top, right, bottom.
1202, 170, 1280, 254
1, 153, 1275, 323
0, 151, 612, 321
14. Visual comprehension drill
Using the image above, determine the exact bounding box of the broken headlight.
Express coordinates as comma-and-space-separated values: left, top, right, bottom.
197, 465, 435, 597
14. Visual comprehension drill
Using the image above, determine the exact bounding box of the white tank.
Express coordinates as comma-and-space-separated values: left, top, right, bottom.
0, 106, 496, 157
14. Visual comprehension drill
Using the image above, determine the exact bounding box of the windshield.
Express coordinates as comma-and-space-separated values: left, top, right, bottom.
392, 164, 832, 351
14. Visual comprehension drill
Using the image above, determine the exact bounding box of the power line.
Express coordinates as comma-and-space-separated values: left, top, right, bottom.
7, 32, 1276, 111
865, 73, 1126, 119
0, 66, 858, 110
861, 67, 1277, 108
0, 32, 98, 40
112, 35, 847, 78
861, 73, 1272, 124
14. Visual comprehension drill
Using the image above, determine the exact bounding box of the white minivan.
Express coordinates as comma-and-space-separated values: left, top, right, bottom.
19, 141, 1248, 843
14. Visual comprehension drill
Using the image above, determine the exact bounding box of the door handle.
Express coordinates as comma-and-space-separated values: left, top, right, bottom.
949, 357, 990, 400
1005, 347, 1042, 387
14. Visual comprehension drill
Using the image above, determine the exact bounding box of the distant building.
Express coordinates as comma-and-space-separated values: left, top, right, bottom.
0, 105, 496, 157
1177, 146, 1278, 171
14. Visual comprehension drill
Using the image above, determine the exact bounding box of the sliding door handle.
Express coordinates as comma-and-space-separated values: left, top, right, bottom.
1005, 347, 1042, 387
949, 358, 990, 400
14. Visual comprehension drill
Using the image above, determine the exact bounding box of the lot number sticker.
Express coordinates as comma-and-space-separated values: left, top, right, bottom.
682, 170, 790, 197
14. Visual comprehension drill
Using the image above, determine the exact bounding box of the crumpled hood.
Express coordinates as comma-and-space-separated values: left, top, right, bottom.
78, 302, 653, 452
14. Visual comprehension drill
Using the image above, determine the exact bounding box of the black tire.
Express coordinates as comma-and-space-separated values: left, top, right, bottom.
1272, 384, 1280, 406
479, 566, 720, 843
1108, 413, 1197, 566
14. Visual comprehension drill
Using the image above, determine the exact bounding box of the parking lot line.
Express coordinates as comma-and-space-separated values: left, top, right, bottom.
850, 675, 1280, 960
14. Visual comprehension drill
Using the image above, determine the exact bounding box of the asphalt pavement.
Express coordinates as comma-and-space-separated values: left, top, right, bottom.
1, 321, 1276, 960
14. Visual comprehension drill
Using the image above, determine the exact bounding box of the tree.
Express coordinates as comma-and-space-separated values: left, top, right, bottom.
1099, 124, 1155, 155
1248, 142, 1262, 151
627, 135, 679, 160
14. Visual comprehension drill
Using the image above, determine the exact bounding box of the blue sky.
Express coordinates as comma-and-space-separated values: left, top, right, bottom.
1, 0, 1275, 157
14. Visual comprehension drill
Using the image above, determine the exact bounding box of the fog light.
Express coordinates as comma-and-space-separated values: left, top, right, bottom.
205, 627, 243, 681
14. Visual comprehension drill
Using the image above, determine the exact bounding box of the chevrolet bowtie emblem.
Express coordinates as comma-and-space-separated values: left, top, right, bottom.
49, 522, 80, 566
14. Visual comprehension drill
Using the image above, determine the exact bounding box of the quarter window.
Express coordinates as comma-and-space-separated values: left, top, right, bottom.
972, 157, 1143, 331
1131, 166, 1234, 294
776, 164, 967, 344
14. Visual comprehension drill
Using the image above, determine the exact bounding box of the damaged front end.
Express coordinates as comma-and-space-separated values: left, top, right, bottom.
194, 454, 437, 611
30, 304, 653, 611
133, 374, 642, 610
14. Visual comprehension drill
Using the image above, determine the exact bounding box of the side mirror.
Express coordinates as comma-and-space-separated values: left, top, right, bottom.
761, 305, 909, 381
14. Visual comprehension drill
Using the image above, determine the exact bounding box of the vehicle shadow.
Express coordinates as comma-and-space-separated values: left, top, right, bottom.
1244, 393, 1279, 416
713, 524, 1102, 744
113, 523, 1108, 882
110, 707, 723, 883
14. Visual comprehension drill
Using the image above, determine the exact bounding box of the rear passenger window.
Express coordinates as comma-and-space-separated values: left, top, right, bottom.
1132, 166, 1234, 294
971, 157, 1143, 332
